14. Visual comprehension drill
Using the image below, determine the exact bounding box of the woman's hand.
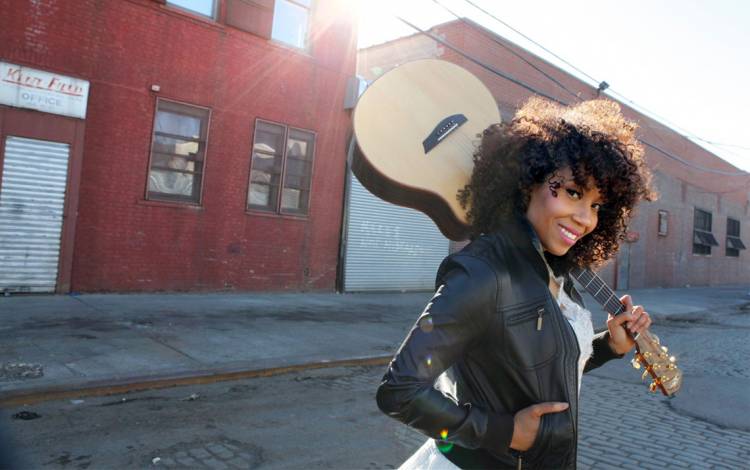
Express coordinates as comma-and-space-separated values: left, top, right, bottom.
509, 402, 569, 451
607, 295, 652, 355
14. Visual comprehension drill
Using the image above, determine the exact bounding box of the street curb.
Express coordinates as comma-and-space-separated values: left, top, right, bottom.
0, 355, 392, 407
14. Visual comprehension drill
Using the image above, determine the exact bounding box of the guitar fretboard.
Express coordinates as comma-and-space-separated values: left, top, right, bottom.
570, 267, 626, 316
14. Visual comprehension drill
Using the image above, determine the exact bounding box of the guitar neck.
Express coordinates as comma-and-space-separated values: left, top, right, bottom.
570, 267, 655, 345
571, 268, 680, 396
570, 267, 626, 316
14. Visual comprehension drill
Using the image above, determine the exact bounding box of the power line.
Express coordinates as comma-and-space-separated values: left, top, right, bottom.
430, 0, 584, 102
389, 11, 749, 177
393, 15, 565, 104
461, 0, 601, 85
640, 141, 748, 177
694, 139, 750, 152
606, 88, 748, 161
456, 0, 750, 168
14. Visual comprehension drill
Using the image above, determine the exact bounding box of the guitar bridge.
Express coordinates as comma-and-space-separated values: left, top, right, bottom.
423, 114, 467, 154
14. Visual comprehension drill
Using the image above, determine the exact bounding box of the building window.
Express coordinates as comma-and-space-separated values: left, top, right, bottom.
271, 0, 312, 49
248, 120, 315, 215
657, 210, 668, 236
726, 217, 746, 257
147, 99, 209, 204
167, 0, 216, 18
692, 208, 718, 255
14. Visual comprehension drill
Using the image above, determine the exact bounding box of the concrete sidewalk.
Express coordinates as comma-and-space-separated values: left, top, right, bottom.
1, 285, 748, 405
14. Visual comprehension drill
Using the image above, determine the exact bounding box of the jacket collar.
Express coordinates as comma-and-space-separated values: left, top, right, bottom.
506, 213, 584, 305
492, 213, 550, 284
495, 213, 580, 301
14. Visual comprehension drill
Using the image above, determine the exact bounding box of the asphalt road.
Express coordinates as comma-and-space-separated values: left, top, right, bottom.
3, 306, 749, 469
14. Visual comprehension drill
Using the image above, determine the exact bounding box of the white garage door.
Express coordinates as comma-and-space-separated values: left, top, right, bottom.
343, 172, 449, 291
0, 136, 70, 293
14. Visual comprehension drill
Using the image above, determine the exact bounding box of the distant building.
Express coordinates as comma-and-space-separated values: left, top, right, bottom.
348, 18, 750, 290
0, 0, 358, 293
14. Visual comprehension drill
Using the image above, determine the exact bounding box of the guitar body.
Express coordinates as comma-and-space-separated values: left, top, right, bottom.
352, 59, 501, 241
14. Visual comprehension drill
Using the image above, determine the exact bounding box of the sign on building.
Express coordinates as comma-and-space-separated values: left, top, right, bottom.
0, 61, 90, 119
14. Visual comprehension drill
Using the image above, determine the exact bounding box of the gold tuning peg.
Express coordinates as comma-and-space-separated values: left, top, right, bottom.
631, 358, 641, 369
649, 382, 658, 393
669, 356, 676, 363
661, 346, 669, 353
642, 370, 649, 381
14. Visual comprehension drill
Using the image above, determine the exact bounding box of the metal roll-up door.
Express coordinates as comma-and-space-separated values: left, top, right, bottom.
0, 136, 70, 293
343, 172, 449, 291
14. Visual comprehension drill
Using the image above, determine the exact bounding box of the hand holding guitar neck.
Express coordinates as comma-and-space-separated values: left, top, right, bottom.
571, 268, 682, 397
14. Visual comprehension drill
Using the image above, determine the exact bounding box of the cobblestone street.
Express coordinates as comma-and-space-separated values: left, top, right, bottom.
3, 295, 749, 469
6, 353, 748, 469
573, 304, 750, 469
579, 374, 750, 469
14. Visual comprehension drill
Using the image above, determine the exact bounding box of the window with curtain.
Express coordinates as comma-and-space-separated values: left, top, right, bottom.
248, 120, 315, 215
147, 99, 209, 204
271, 0, 312, 49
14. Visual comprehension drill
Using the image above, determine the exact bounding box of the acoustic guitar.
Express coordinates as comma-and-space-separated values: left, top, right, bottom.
352, 59, 681, 396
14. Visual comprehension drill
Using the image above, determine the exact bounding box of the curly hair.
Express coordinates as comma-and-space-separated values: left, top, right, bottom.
458, 97, 656, 270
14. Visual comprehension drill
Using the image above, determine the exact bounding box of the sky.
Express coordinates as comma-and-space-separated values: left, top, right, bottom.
357, 0, 750, 174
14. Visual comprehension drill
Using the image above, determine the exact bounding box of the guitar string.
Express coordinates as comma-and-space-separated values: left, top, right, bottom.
571, 269, 625, 315
570, 274, 682, 396
572, 271, 672, 369
571, 271, 679, 387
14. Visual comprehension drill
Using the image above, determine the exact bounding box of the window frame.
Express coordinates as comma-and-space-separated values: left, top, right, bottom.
165, 0, 218, 19
726, 217, 745, 257
692, 207, 718, 256
246, 118, 316, 217
145, 98, 211, 205
270, 0, 314, 50
657, 210, 668, 236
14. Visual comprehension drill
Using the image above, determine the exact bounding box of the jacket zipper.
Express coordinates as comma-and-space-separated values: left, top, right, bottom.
511, 449, 523, 470
557, 294, 580, 469
506, 305, 546, 326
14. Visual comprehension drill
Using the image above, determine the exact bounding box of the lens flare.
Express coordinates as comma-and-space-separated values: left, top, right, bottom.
419, 315, 434, 333
437, 442, 454, 453
437, 429, 453, 453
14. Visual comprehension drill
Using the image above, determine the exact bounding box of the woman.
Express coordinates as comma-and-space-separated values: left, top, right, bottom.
376, 97, 656, 469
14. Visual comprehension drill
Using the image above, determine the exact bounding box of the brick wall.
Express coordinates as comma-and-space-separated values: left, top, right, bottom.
1, 0, 358, 292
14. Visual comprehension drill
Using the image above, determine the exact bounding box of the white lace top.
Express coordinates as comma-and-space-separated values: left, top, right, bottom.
553, 276, 594, 393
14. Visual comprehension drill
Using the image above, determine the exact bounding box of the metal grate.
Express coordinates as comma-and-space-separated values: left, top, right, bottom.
0, 136, 70, 293
343, 173, 449, 292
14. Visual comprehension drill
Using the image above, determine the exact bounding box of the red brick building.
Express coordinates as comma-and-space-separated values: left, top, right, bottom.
0, 0, 358, 293
356, 19, 750, 289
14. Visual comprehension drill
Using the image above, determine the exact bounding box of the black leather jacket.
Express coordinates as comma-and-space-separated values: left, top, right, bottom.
376, 216, 623, 469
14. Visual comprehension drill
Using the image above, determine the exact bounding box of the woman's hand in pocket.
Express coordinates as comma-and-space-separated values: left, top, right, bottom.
509, 402, 569, 451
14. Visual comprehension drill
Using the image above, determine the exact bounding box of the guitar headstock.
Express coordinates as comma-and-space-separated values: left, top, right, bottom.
631, 330, 682, 397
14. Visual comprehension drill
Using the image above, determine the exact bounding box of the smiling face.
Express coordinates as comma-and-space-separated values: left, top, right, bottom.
525, 167, 604, 256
